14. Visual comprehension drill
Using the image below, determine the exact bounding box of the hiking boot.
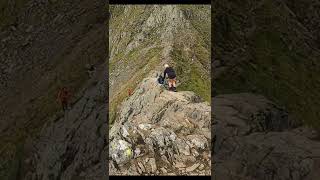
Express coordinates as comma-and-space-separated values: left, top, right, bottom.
173, 87, 177, 92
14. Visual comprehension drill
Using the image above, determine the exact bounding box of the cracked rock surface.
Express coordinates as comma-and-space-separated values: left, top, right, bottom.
21, 65, 108, 180
109, 78, 211, 176
0, 0, 107, 179
213, 93, 320, 180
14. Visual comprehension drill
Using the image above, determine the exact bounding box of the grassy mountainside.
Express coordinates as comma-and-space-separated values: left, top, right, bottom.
0, 1, 107, 179
213, 0, 320, 130
109, 5, 211, 126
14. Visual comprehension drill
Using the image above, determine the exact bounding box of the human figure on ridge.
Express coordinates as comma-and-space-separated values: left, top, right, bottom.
57, 87, 71, 112
163, 64, 177, 92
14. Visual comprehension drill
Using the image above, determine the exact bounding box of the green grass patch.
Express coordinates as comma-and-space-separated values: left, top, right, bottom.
109, 47, 162, 126
171, 46, 210, 103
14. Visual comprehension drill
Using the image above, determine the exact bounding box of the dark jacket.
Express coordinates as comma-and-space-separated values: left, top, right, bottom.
164, 67, 176, 79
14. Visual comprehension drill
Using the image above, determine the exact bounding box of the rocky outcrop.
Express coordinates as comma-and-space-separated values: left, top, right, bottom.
21, 65, 107, 180
0, 1, 107, 179
213, 0, 320, 129
0, 0, 106, 131
108, 5, 211, 176
109, 5, 211, 119
109, 77, 211, 175
213, 2, 320, 178
213, 93, 320, 180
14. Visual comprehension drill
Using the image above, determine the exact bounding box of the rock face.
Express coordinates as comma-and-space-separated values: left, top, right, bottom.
213, 93, 320, 180
108, 6, 211, 174
21, 66, 108, 180
213, 0, 320, 129
109, 78, 211, 175
213, 1, 320, 178
0, 1, 107, 179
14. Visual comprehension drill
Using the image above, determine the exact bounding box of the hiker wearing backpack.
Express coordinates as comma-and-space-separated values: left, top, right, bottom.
163, 64, 177, 92
57, 87, 71, 112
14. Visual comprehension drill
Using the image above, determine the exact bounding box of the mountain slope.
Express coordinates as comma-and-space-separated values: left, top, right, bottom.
212, 0, 320, 179
21, 65, 108, 180
109, 5, 211, 125
213, 0, 320, 130
0, 0, 107, 179
108, 5, 211, 176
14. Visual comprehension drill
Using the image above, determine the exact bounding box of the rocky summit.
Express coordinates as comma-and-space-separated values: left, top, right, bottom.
109, 77, 211, 175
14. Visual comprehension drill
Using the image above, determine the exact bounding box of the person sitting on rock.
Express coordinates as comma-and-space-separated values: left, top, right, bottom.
163, 63, 177, 92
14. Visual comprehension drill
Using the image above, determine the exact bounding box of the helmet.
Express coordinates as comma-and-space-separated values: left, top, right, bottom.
164, 64, 169, 68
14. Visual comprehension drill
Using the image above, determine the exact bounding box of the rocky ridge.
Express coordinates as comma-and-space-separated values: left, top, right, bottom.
21, 65, 108, 180
0, 0, 107, 179
109, 5, 211, 124
109, 77, 211, 175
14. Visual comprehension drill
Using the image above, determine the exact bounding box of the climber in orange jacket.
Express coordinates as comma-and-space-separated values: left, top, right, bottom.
57, 87, 71, 112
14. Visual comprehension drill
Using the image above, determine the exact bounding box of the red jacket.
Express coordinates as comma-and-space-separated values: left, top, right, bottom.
58, 89, 71, 102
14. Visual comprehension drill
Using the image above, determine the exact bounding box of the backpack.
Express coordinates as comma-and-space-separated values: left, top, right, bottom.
157, 75, 164, 84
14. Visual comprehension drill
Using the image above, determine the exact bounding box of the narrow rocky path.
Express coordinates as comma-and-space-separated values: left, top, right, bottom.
109, 78, 211, 176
